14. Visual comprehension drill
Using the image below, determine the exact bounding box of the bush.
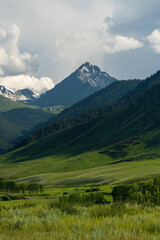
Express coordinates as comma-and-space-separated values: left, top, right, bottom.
62, 192, 68, 195
86, 187, 100, 192
59, 192, 107, 206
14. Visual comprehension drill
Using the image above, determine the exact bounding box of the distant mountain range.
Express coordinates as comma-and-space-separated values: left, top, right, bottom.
0, 85, 39, 102
33, 62, 117, 107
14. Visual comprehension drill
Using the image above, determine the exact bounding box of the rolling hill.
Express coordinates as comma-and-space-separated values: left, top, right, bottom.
0, 95, 37, 112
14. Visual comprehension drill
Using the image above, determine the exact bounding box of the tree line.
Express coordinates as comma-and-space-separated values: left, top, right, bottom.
0, 178, 44, 194
112, 176, 160, 205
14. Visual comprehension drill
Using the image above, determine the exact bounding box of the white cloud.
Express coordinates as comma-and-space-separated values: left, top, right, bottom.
0, 0, 158, 81
0, 75, 55, 94
0, 24, 54, 94
55, 23, 143, 66
147, 29, 160, 53
103, 35, 143, 54
0, 0, 142, 81
0, 24, 38, 76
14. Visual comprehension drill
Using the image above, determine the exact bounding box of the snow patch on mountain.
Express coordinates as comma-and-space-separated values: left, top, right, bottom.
0, 85, 40, 102
77, 62, 116, 88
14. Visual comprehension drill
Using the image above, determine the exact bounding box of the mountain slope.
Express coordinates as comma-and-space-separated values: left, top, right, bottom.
14, 83, 160, 158
15, 78, 140, 149
0, 85, 39, 102
0, 108, 53, 152
14, 70, 160, 149
122, 70, 160, 102
33, 62, 116, 107
59, 79, 141, 118
1, 83, 160, 186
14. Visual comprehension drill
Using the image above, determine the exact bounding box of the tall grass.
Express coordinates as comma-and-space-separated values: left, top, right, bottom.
1, 202, 160, 239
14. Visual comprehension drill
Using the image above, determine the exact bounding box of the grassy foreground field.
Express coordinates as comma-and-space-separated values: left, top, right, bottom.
1, 198, 160, 240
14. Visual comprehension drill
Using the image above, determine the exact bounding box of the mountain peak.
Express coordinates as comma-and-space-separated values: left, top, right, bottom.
76, 62, 115, 88
78, 62, 100, 74
33, 62, 116, 107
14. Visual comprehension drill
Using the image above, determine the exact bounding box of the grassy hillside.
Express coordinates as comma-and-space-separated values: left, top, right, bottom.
0, 126, 160, 187
0, 108, 53, 152
0, 95, 37, 112
1, 84, 160, 186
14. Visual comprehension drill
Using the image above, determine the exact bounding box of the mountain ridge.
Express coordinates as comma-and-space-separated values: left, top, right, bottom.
0, 85, 39, 102
33, 62, 116, 107
14, 69, 160, 150
59, 79, 141, 119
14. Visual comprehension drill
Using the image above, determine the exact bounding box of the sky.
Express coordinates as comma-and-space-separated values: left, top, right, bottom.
0, 0, 160, 93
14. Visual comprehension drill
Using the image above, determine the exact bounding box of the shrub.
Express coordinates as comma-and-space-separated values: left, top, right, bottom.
85, 187, 100, 192
62, 192, 68, 195
59, 192, 107, 206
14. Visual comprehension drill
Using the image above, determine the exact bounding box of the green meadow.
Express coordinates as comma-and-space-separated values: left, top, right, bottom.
0, 127, 160, 187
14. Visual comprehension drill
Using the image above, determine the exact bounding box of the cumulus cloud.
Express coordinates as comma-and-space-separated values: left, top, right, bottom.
0, 24, 38, 76
55, 23, 143, 65
0, 75, 55, 94
0, 0, 158, 81
103, 35, 143, 54
0, 24, 54, 94
146, 29, 160, 53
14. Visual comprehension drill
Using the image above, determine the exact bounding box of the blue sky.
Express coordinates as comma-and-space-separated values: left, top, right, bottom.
0, 0, 160, 92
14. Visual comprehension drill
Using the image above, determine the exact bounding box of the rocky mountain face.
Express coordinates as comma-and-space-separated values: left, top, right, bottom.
33, 62, 117, 107
0, 85, 39, 102
75, 62, 116, 88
